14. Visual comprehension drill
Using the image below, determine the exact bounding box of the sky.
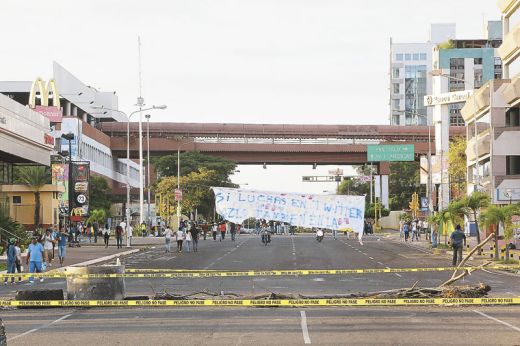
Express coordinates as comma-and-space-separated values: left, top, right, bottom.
0, 0, 501, 193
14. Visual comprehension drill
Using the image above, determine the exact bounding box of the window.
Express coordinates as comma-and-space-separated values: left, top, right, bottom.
392, 83, 400, 94
405, 53, 411, 61
420, 53, 427, 60
506, 156, 520, 175
494, 57, 502, 66
392, 67, 400, 78
474, 58, 483, 65
506, 107, 520, 127
393, 99, 400, 110
413, 53, 420, 60
12, 196, 21, 204
396, 53, 403, 61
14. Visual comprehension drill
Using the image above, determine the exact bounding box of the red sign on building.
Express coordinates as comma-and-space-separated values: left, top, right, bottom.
35, 105, 63, 123
44, 133, 55, 146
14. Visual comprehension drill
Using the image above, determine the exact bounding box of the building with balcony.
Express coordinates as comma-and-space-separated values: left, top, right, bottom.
460, 0, 520, 206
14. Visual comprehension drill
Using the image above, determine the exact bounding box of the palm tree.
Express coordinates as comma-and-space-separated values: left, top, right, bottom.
480, 204, 520, 261
460, 192, 490, 255
15, 166, 50, 229
439, 200, 465, 245
86, 209, 107, 227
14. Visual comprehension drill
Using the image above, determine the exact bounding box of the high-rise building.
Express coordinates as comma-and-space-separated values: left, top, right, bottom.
389, 24, 456, 126
459, 0, 520, 223
432, 21, 503, 126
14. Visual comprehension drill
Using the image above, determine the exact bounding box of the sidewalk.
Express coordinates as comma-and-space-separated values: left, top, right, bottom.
381, 229, 519, 272
1, 244, 142, 273
77, 236, 165, 247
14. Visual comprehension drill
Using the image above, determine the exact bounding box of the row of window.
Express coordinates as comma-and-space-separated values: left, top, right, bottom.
395, 53, 427, 61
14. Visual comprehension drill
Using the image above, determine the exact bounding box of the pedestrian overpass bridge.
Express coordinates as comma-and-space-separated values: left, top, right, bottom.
101, 122, 464, 173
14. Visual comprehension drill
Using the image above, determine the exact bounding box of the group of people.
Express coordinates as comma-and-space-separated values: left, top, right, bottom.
163, 220, 200, 253
4, 226, 68, 285
400, 218, 429, 242
162, 220, 246, 253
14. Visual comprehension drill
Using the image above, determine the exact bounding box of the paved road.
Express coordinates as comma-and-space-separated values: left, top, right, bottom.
2, 233, 519, 344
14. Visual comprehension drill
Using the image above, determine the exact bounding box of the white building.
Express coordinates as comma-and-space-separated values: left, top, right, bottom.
0, 62, 139, 193
390, 24, 456, 126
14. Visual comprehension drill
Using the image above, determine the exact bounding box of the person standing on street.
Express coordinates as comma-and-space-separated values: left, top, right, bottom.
42, 229, 55, 267
229, 222, 236, 241
332, 227, 338, 240
164, 225, 172, 253
4, 239, 16, 285
219, 222, 226, 241
115, 225, 124, 249
14, 240, 22, 283
450, 224, 466, 266
190, 223, 199, 252
57, 228, 68, 266
411, 219, 419, 241
403, 222, 410, 242
185, 225, 193, 252
27, 237, 44, 284
102, 224, 110, 248
93, 221, 99, 243
212, 223, 218, 241
176, 224, 185, 252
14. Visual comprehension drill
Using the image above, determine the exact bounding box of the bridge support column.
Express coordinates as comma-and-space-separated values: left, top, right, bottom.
377, 162, 390, 209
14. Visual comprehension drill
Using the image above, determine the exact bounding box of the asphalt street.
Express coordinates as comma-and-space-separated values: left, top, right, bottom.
1, 233, 520, 345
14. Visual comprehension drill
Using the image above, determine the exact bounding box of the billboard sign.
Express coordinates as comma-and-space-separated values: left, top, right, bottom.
367, 144, 414, 162
70, 162, 90, 218
52, 163, 69, 215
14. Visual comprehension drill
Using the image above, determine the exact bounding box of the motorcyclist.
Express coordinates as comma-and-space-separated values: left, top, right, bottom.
261, 221, 271, 245
316, 228, 324, 242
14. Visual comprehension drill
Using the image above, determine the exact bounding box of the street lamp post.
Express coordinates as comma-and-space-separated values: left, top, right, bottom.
93, 105, 166, 247
176, 139, 195, 224
145, 114, 151, 228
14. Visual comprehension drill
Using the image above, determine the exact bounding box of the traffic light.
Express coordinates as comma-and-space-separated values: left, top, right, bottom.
409, 192, 419, 212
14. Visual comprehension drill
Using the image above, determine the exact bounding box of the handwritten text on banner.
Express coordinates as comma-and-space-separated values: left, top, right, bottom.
212, 187, 365, 233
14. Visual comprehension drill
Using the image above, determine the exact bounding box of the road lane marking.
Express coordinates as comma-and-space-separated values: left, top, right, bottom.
377, 262, 383, 265
300, 311, 311, 344
473, 310, 520, 333
369, 257, 374, 260
7, 313, 72, 342
394, 273, 402, 278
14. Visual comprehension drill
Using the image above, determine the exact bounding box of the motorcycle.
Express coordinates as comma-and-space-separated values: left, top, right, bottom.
261, 230, 271, 246
316, 229, 324, 242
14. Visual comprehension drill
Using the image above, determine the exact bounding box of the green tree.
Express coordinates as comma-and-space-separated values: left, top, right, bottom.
448, 136, 467, 200
389, 161, 420, 210
153, 151, 236, 182
14, 166, 50, 228
155, 168, 230, 219
480, 204, 520, 261
90, 176, 112, 215
337, 177, 369, 196
86, 209, 107, 228
459, 191, 490, 254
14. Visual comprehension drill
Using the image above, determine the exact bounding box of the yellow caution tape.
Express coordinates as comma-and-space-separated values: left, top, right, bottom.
1, 297, 519, 307
1, 265, 518, 279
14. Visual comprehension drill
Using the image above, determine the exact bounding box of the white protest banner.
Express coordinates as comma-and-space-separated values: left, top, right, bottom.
212, 187, 365, 233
